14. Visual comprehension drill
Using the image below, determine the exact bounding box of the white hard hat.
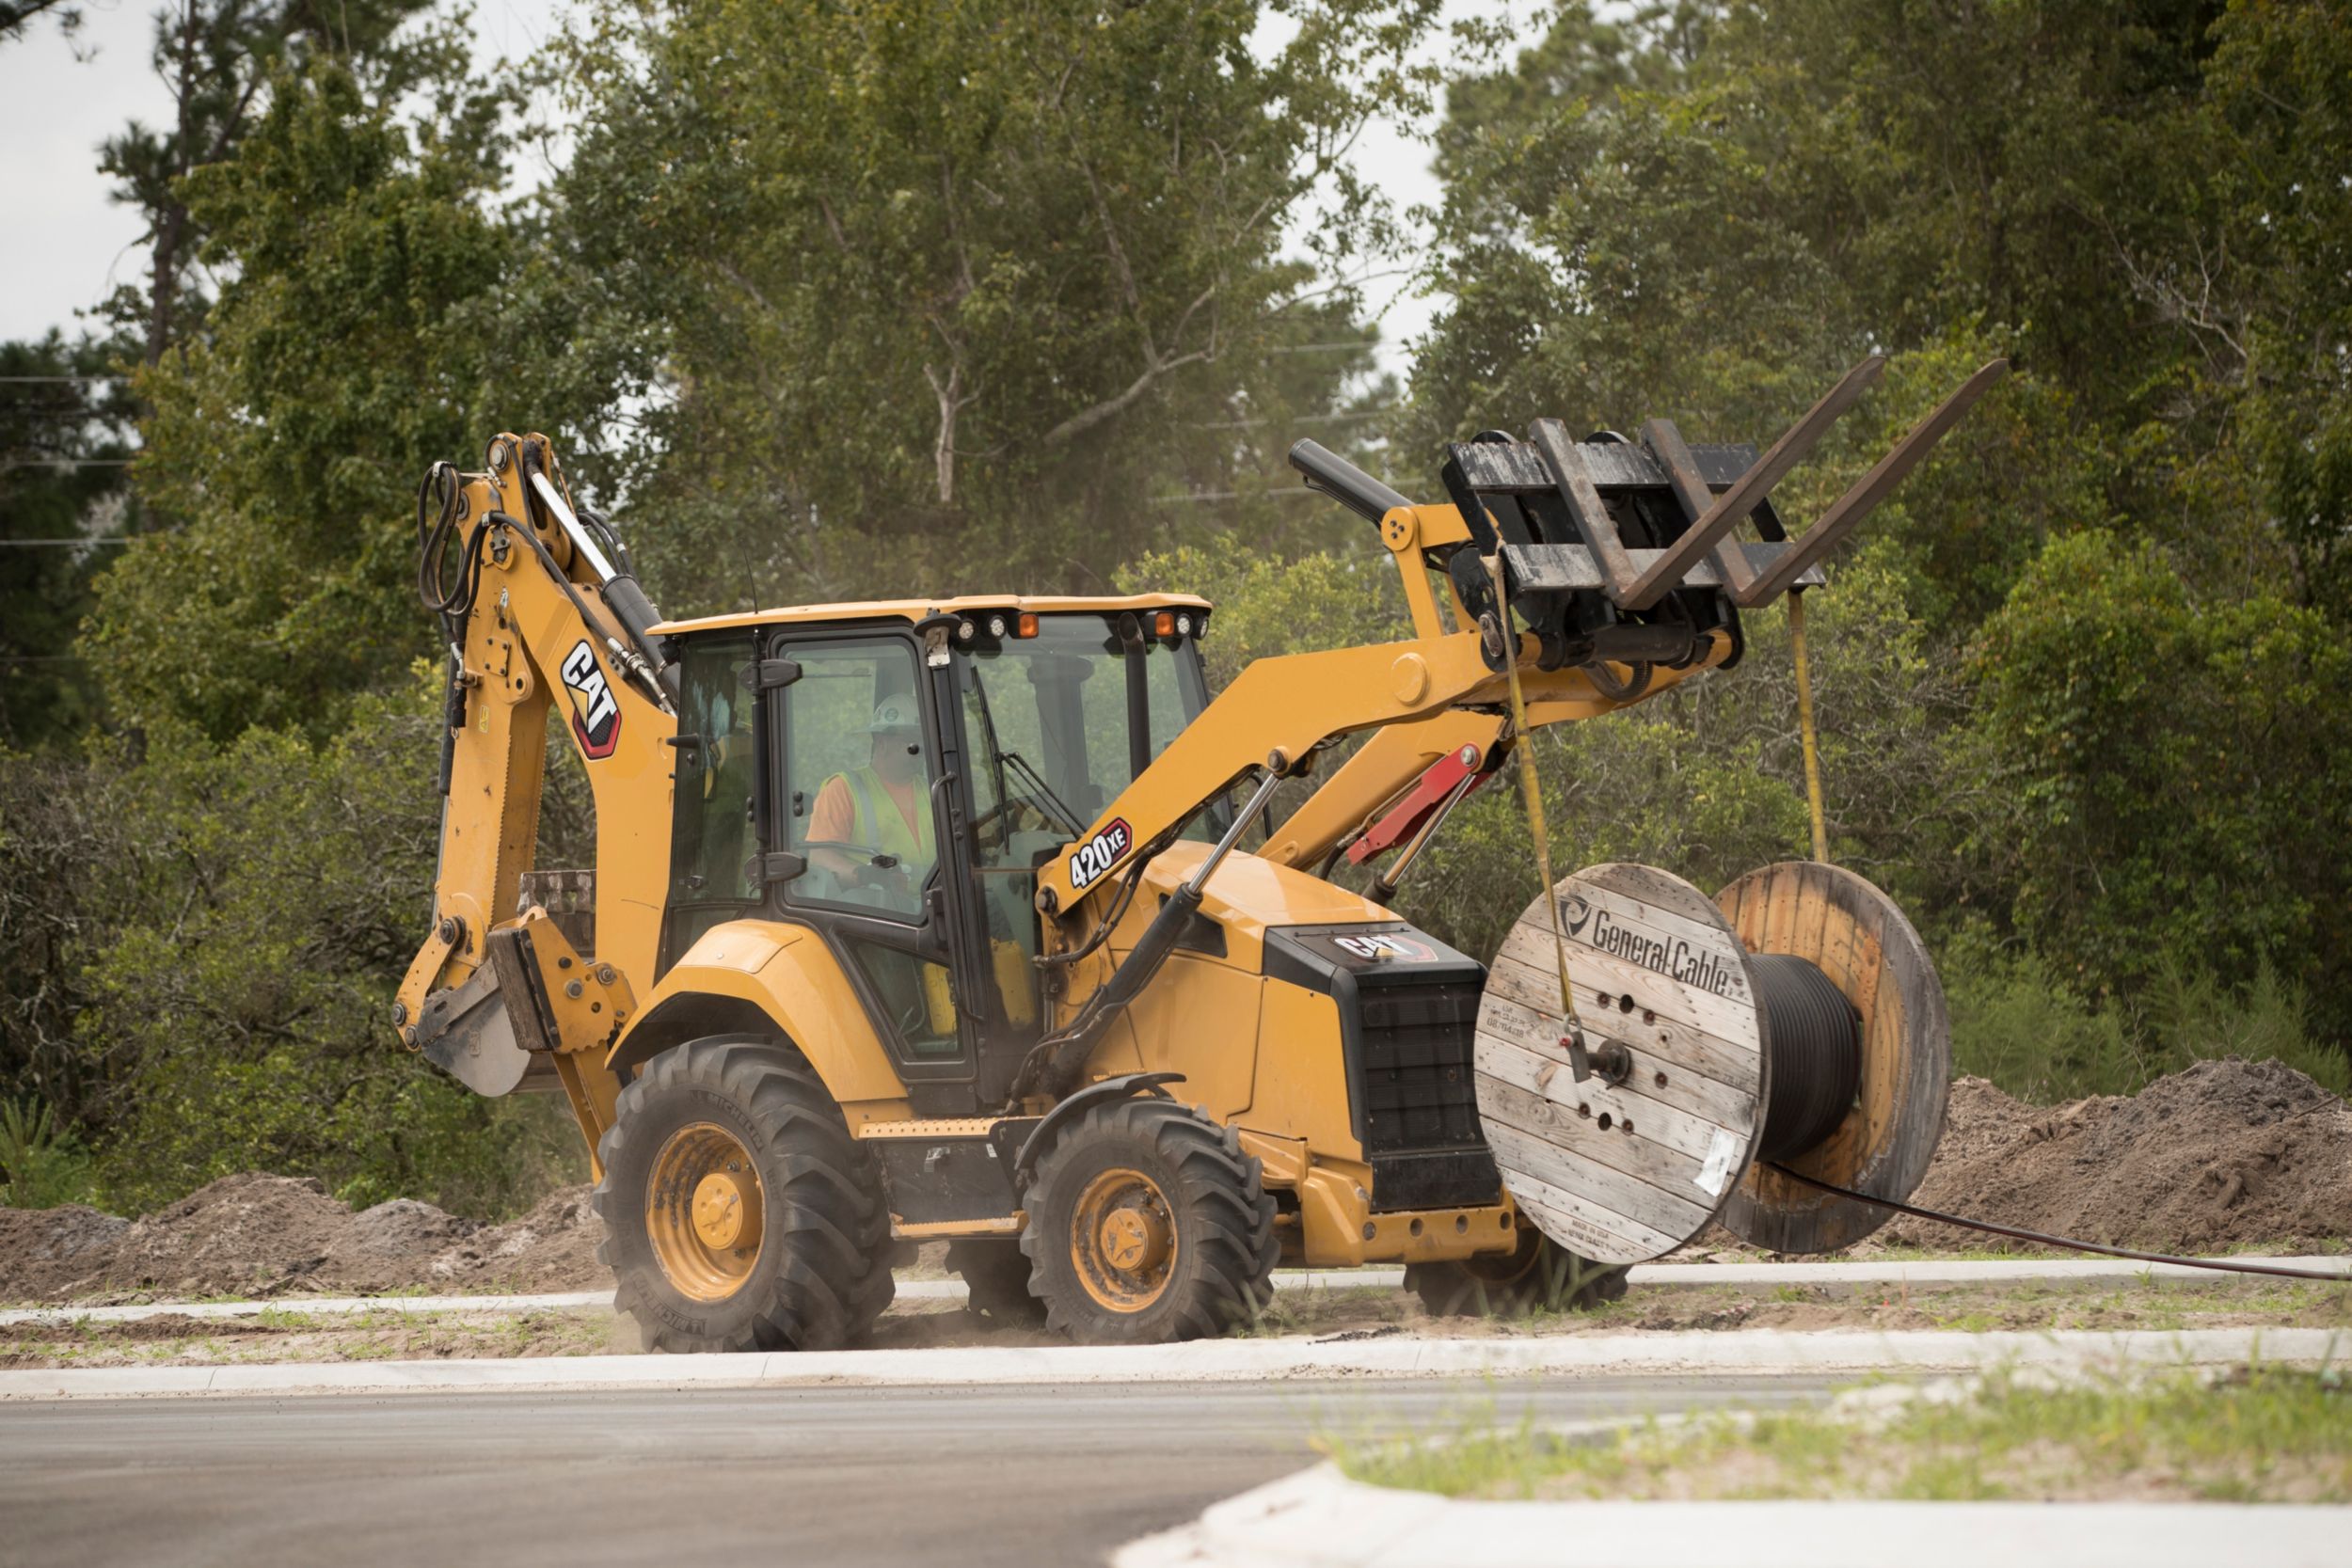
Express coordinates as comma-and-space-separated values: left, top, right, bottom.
866, 697, 919, 734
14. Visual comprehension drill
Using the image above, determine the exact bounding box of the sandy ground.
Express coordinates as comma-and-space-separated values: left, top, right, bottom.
5, 1056, 2346, 1308
5, 1272, 2345, 1370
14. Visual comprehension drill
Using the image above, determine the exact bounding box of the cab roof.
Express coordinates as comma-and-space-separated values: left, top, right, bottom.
649, 593, 1213, 639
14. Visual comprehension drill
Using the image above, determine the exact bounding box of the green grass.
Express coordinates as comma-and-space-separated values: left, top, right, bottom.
1330, 1363, 2352, 1503
1946, 953, 2349, 1103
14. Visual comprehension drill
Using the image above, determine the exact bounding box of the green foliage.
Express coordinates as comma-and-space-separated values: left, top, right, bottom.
558, 0, 1432, 609
0, 333, 137, 750
0, 1097, 97, 1210
1948, 945, 2348, 1103
87, 45, 620, 743
1969, 531, 2352, 1037
92, 0, 435, 363
57, 683, 582, 1216
1332, 1365, 2352, 1502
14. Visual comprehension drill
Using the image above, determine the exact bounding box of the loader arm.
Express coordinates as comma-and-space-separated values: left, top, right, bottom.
1032, 622, 1721, 920
391, 433, 677, 1146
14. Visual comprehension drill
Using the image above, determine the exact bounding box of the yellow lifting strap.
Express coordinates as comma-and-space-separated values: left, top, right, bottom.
1788, 589, 1830, 864
1486, 556, 1581, 1022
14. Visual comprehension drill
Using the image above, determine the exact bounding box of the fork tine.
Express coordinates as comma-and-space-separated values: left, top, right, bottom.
1740, 359, 2009, 607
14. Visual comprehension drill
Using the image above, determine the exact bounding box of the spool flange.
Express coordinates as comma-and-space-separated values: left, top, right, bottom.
1714, 861, 1949, 1254
1473, 863, 1770, 1265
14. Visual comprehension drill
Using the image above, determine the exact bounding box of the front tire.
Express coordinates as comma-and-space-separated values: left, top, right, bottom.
1020, 1098, 1278, 1345
595, 1036, 894, 1352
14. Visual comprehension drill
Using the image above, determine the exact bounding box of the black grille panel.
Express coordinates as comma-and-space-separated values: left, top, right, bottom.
1359, 980, 1484, 1153
1261, 924, 1503, 1215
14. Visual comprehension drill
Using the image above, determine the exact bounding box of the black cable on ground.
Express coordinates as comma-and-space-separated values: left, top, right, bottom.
1762, 1162, 2352, 1283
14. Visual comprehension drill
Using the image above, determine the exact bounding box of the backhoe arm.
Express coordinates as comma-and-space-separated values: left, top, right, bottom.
391, 434, 676, 1147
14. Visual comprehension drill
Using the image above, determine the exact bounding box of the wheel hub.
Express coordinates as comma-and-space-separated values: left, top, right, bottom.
644, 1123, 766, 1302
1098, 1205, 1169, 1274
691, 1171, 753, 1249
1070, 1166, 1178, 1313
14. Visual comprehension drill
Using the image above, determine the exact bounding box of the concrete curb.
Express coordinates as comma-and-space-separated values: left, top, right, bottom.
1112, 1463, 2352, 1568
1, 1326, 2339, 1402
8, 1254, 2334, 1328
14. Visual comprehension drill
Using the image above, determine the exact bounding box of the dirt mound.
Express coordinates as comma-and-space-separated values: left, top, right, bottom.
1885, 1057, 2352, 1255
0, 1174, 611, 1305
104, 1173, 358, 1297
343, 1198, 480, 1258
423, 1185, 606, 1292
0, 1204, 131, 1300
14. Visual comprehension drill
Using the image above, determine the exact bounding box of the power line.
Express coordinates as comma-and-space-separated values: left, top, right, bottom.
1147, 483, 1339, 506
0, 538, 135, 546
0, 375, 130, 384
1, 460, 135, 471
1190, 405, 1399, 431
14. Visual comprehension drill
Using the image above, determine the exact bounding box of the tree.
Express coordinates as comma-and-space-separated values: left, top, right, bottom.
84, 45, 619, 741
96, 0, 433, 367
1969, 531, 2352, 1037
0, 334, 136, 748
557, 0, 1437, 609
0, 0, 79, 44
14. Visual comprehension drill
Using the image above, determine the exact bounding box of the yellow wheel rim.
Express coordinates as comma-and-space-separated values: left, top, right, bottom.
645, 1122, 766, 1303
1069, 1166, 1176, 1313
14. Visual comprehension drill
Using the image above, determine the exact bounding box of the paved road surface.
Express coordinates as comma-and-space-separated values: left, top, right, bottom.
0, 1375, 1834, 1567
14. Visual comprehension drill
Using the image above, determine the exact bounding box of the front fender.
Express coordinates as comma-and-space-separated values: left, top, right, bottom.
606, 919, 908, 1105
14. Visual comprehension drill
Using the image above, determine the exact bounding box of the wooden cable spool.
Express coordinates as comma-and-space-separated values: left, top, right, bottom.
1473, 860, 1947, 1262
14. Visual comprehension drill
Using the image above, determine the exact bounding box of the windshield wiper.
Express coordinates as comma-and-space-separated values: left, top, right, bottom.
965, 664, 1086, 836
1000, 749, 1085, 836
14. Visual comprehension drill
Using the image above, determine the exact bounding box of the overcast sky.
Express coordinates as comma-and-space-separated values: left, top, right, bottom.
0, 1, 1506, 371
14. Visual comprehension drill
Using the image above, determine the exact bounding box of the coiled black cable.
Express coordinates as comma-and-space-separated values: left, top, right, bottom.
1752, 953, 1862, 1162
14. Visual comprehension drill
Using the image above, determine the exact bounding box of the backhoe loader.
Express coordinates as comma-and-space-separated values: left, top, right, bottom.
397, 356, 1998, 1349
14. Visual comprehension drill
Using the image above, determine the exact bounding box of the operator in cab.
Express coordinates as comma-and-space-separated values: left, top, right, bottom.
807, 697, 935, 912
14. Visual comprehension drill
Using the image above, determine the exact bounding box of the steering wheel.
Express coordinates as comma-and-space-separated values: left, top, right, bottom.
798, 839, 911, 899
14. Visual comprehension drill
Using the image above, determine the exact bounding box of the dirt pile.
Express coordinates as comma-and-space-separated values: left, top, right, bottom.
1884, 1057, 2352, 1255
0, 1176, 610, 1305
0, 1204, 131, 1300
4, 1057, 2344, 1302
420, 1185, 605, 1293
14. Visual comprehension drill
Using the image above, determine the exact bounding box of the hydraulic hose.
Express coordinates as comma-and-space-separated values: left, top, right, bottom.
1015, 763, 1288, 1102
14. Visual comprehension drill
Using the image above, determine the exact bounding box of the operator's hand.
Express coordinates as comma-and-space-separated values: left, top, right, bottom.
860, 862, 914, 901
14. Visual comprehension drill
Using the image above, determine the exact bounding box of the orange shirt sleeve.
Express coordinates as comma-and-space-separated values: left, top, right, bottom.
808, 774, 854, 844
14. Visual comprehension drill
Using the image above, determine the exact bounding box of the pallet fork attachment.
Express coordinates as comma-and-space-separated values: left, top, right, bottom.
1329, 357, 2009, 684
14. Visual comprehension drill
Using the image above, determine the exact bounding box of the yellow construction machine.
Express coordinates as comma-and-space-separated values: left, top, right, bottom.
397, 356, 2001, 1349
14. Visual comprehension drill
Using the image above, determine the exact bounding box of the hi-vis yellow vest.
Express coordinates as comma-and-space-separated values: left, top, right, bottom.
840, 766, 935, 871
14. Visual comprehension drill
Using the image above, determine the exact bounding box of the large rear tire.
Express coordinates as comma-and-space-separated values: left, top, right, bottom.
595, 1036, 894, 1352
1020, 1099, 1278, 1345
1405, 1227, 1629, 1318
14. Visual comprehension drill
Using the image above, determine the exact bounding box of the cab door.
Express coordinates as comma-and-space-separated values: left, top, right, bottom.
760, 628, 992, 1111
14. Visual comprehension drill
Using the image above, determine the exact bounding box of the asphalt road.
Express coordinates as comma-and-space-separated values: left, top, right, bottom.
0, 1375, 1836, 1568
